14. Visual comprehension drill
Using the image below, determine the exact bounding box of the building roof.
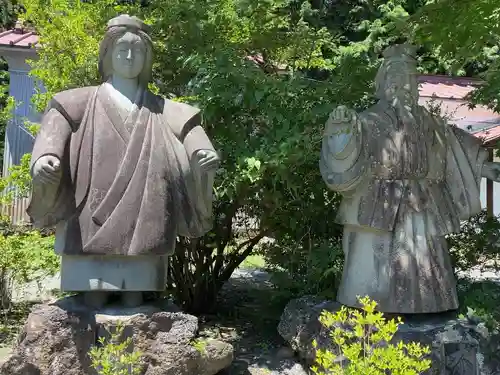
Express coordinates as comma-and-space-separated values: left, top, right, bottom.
418, 75, 483, 99
0, 24, 39, 49
418, 75, 500, 146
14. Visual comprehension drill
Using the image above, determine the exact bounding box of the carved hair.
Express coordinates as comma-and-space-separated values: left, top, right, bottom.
98, 15, 154, 86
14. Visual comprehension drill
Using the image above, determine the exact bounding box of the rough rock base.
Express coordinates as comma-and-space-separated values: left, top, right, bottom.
1, 295, 233, 375
277, 296, 500, 375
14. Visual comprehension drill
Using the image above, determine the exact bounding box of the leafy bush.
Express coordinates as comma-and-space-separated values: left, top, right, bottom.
447, 210, 500, 275
407, 0, 500, 111
0, 153, 33, 205
312, 296, 431, 375
0, 62, 9, 169
0, 0, 21, 30
89, 322, 143, 375
263, 238, 344, 301
0, 223, 58, 309
457, 278, 500, 329
0, 121, 55, 309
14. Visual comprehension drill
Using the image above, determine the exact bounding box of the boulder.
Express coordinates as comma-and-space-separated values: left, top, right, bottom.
1, 296, 233, 375
278, 295, 500, 375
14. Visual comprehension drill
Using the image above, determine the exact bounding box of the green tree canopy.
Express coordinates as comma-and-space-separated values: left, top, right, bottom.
407, 0, 500, 110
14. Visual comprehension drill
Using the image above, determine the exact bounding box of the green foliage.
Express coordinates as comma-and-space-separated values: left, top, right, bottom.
0, 0, 22, 169
312, 296, 431, 375
0, 153, 32, 203
0, 65, 9, 168
0, 114, 55, 322
446, 210, 500, 275
22, 0, 142, 111
89, 322, 143, 375
0, 300, 34, 345
263, 239, 343, 301
308, 0, 414, 51
0, 222, 58, 309
0, 94, 16, 128
407, 0, 500, 110
0, 122, 37, 219
0, 0, 21, 29
408, 0, 500, 62
0, 118, 56, 309
302, 0, 465, 76
0, 120, 38, 205
191, 338, 208, 354
458, 279, 500, 330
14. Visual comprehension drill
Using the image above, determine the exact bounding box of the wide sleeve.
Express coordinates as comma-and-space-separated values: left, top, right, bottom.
26, 108, 75, 228
445, 125, 489, 220
319, 108, 368, 194
163, 99, 220, 238
164, 99, 217, 159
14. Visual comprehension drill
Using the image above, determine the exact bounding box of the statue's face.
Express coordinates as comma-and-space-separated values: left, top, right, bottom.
111, 32, 146, 79
377, 60, 419, 101
385, 70, 418, 98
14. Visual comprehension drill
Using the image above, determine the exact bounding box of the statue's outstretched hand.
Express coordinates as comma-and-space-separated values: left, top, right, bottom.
194, 149, 220, 173
324, 105, 360, 137
32, 155, 62, 185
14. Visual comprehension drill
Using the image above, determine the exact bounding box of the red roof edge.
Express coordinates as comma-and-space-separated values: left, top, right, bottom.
0, 30, 12, 38
418, 74, 484, 87
0, 25, 38, 49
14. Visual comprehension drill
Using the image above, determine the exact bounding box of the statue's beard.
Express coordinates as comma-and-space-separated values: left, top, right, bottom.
391, 94, 421, 133
383, 85, 418, 103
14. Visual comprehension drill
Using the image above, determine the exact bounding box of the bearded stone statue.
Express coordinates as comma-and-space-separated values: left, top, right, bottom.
27, 14, 220, 308
320, 43, 500, 314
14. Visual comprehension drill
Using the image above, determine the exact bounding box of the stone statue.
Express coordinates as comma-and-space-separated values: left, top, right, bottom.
27, 14, 220, 308
320, 43, 500, 314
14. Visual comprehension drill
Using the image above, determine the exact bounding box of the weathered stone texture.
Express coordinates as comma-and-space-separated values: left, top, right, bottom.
1, 296, 233, 375
278, 296, 500, 375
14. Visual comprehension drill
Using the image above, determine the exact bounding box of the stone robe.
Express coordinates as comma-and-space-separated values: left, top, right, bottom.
320, 100, 488, 313
27, 84, 217, 290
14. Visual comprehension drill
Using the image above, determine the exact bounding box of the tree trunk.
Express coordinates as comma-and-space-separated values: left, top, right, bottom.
0, 268, 11, 309
168, 260, 221, 314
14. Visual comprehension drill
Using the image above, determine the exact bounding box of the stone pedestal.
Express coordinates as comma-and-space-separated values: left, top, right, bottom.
277, 296, 500, 375
60, 255, 168, 292
1, 295, 233, 375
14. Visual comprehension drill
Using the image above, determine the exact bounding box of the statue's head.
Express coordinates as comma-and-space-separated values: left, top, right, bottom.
98, 14, 153, 86
375, 44, 419, 102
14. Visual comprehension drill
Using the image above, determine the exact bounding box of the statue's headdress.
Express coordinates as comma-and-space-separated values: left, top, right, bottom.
375, 43, 419, 100
106, 14, 152, 34
382, 44, 417, 61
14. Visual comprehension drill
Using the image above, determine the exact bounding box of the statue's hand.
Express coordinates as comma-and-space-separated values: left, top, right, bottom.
194, 149, 220, 173
324, 105, 359, 137
32, 155, 62, 185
